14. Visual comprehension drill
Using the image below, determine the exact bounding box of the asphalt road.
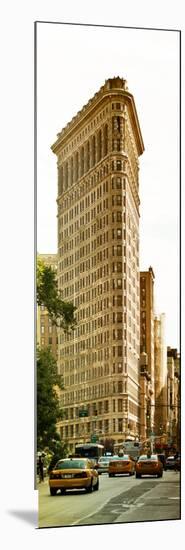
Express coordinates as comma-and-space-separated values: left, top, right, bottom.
38, 470, 180, 529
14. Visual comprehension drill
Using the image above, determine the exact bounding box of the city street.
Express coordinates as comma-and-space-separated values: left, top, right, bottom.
38, 470, 180, 528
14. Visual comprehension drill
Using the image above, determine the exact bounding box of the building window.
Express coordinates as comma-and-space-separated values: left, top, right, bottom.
118, 381, 123, 393
118, 399, 123, 412
104, 400, 109, 413
118, 418, 123, 432
104, 419, 109, 433
91, 135, 96, 167
117, 160, 122, 171
117, 312, 122, 322
80, 147, 84, 177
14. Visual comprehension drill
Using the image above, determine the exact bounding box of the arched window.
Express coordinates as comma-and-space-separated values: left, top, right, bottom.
58, 165, 63, 196
80, 147, 84, 177
103, 124, 108, 156
74, 152, 79, 182
65, 162, 68, 190
86, 141, 90, 172
97, 129, 102, 163
91, 135, 96, 167
70, 157, 74, 185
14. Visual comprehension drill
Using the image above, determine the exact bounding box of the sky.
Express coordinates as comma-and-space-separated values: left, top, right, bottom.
37, 22, 180, 350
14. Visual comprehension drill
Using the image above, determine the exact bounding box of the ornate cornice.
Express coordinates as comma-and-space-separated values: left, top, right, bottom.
51, 77, 144, 157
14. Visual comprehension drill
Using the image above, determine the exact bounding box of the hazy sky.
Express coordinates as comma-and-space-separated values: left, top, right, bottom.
37, 22, 180, 350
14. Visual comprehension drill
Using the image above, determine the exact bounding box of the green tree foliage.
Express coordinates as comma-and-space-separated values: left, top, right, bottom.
37, 258, 76, 332
37, 346, 64, 450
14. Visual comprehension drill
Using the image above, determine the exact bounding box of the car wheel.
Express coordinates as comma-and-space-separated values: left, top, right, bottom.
60, 489, 66, 495
86, 479, 93, 493
50, 487, 57, 496
94, 478, 99, 491
136, 473, 141, 479
157, 472, 163, 478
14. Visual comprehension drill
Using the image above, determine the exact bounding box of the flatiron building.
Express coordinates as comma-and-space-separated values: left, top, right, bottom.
51, 77, 144, 452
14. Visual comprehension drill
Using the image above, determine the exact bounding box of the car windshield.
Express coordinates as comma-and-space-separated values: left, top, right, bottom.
111, 455, 130, 460
138, 455, 158, 461
99, 457, 110, 462
54, 460, 87, 470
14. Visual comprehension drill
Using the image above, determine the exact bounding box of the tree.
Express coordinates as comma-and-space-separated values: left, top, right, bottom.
37, 258, 76, 332
37, 346, 64, 450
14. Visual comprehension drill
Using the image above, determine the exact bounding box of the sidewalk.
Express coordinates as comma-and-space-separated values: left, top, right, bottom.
36, 475, 49, 490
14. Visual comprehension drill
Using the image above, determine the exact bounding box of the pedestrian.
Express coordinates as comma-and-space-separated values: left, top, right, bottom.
174, 451, 179, 473
38, 453, 44, 482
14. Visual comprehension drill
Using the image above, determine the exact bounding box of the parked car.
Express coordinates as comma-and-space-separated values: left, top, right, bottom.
49, 457, 99, 495
175, 455, 181, 471
108, 454, 135, 477
165, 456, 177, 470
96, 456, 112, 474
135, 454, 163, 478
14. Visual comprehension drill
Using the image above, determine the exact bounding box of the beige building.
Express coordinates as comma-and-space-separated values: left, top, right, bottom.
37, 253, 58, 359
51, 77, 144, 452
154, 313, 168, 441
167, 347, 180, 449
139, 268, 155, 439
139, 352, 152, 441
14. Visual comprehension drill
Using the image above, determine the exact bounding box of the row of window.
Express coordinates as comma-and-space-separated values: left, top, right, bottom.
58, 125, 109, 194
62, 380, 126, 405
60, 418, 129, 439
69, 278, 137, 305
61, 264, 137, 285
40, 325, 54, 334
60, 215, 110, 240
62, 286, 139, 311
60, 106, 110, 158
59, 119, 126, 196
60, 394, 138, 423
58, 158, 126, 212
59, 177, 124, 228
60, 224, 124, 245
61, 318, 139, 343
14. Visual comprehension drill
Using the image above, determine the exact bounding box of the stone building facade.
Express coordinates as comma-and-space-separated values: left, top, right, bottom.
154, 313, 168, 441
140, 268, 155, 439
167, 347, 180, 449
51, 77, 144, 452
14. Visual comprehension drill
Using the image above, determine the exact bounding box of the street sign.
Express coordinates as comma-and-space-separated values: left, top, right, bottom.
91, 435, 97, 443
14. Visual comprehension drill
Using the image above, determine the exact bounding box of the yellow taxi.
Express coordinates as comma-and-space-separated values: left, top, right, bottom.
49, 457, 99, 495
135, 453, 163, 478
108, 454, 135, 477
